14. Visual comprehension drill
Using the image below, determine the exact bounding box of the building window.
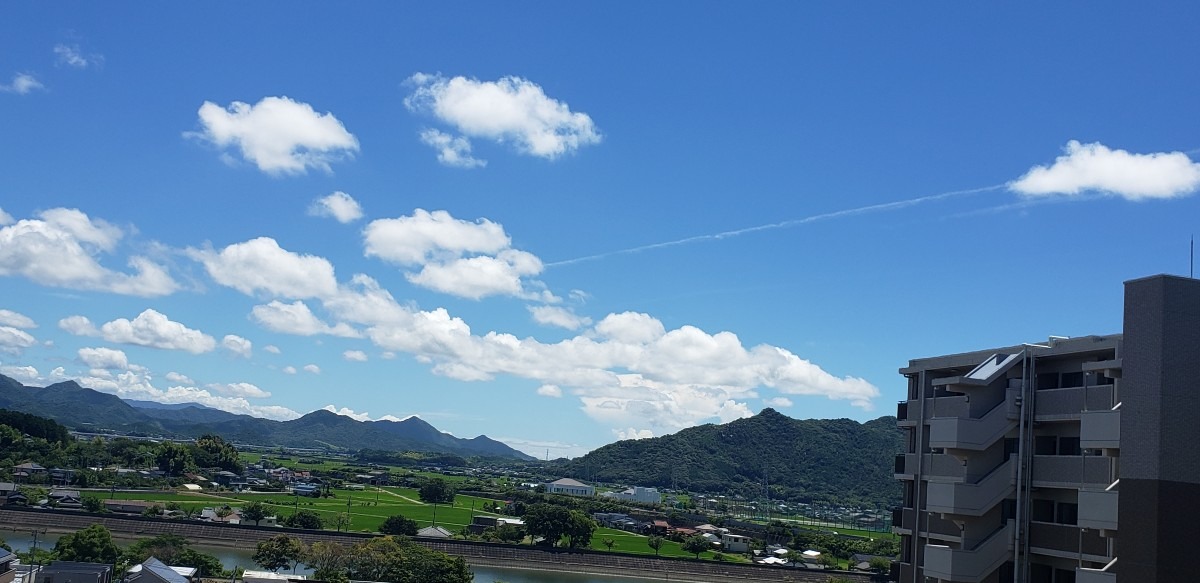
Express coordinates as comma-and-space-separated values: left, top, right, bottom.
1059, 437, 1081, 456
1060, 371, 1084, 388
1037, 372, 1060, 389
1035, 436, 1058, 455
1056, 502, 1078, 526
1031, 499, 1055, 522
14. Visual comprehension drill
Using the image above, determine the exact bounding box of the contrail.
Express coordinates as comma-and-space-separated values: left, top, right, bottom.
547, 183, 1007, 268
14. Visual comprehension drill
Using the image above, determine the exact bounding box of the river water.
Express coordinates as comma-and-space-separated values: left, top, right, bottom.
0, 531, 657, 583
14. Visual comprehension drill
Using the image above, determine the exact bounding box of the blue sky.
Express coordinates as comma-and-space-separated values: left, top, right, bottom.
3, 3, 1200, 458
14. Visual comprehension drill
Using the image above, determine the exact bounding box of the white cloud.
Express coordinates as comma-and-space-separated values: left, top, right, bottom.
165, 372, 194, 385
0, 207, 12, 225
303, 364, 320, 374
53, 44, 102, 69
764, 396, 794, 408
1011, 141, 1200, 201
323, 404, 370, 421
98, 309, 216, 354
308, 191, 364, 223
364, 209, 548, 300
380, 351, 396, 360
0, 326, 37, 354
0, 365, 39, 383
0, 309, 36, 329
0, 208, 178, 297
493, 436, 592, 460
593, 312, 666, 344
343, 350, 367, 362
529, 305, 592, 330
263, 344, 281, 354
221, 334, 253, 358
282, 366, 297, 375
208, 382, 270, 398
250, 300, 360, 337
192, 237, 338, 299
78, 347, 129, 370
0, 73, 44, 95
59, 315, 98, 336
419, 129, 486, 168
536, 384, 562, 398
615, 428, 654, 440
364, 209, 510, 265
190, 96, 359, 175
406, 73, 600, 161
74, 369, 299, 420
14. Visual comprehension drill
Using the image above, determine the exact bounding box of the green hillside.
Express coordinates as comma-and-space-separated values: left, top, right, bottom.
555, 408, 903, 508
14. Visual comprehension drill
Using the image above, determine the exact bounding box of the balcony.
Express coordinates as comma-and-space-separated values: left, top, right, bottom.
892, 507, 961, 539
1077, 565, 1117, 583
1035, 385, 1115, 420
1029, 522, 1111, 559
923, 521, 1013, 583
1078, 489, 1118, 531
928, 396, 1017, 451
926, 458, 1016, 516
1031, 455, 1114, 487
1081, 409, 1121, 449
895, 453, 967, 480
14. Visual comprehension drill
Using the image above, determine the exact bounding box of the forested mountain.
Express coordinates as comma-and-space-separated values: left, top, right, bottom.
0, 374, 533, 460
554, 408, 903, 508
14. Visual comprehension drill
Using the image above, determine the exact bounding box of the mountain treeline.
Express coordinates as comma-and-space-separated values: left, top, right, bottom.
0, 408, 70, 443
554, 408, 904, 508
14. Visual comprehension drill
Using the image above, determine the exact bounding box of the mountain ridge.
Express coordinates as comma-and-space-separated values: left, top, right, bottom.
0, 374, 533, 460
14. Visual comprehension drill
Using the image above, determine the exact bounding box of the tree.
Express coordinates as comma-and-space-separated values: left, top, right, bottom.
303, 541, 349, 582
54, 524, 121, 564
282, 509, 324, 530
602, 538, 615, 551
253, 535, 305, 572
418, 478, 455, 504
194, 433, 243, 473
333, 512, 351, 532
155, 442, 193, 476
523, 503, 572, 546
379, 514, 418, 536
868, 556, 892, 573
564, 510, 596, 549
81, 495, 105, 513
647, 535, 664, 556
682, 534, 711, 559
493, 523, 525, 544
344, 537, 471, 583
242, 500, 268, 526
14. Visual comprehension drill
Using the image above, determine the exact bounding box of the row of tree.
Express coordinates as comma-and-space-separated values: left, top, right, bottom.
252, 534, 471, 583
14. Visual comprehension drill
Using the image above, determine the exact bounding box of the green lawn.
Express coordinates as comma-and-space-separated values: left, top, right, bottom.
586, 527, 741, 561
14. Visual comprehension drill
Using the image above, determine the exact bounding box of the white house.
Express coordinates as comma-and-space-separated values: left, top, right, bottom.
546, 478, 595, 497
721, 533, 751, 553
603, 486, 662, 504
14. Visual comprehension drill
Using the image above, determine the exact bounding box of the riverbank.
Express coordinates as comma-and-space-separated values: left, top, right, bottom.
0, 508, 878, 583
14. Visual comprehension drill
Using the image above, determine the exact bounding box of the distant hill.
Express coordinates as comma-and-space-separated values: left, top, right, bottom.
0, 374, 534, 460
553, 408, 903, 508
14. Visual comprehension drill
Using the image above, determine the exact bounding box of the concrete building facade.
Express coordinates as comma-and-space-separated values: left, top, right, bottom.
892, 274, 1200, 583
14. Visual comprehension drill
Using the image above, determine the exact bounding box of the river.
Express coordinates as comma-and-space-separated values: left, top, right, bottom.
0, 531, 660, 583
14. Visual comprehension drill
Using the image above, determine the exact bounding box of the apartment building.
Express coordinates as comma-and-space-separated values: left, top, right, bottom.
892, 274, 1200, 583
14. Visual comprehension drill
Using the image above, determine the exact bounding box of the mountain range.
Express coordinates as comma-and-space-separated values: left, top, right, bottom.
553, 408, 904, 508
0, 374, 533, 460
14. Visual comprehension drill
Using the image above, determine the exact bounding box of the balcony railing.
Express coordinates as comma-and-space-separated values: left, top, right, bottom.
1078, 489, 1118, 531
895, 453, 967, 480
924, 521, 1013, 583
892, 507, 961, 539
1031, 455, 1114, 487
925, 457, 1016, 517
1029, 522, 1111, 558
928, 395, 1017, 451
1035, 385, 1115, 419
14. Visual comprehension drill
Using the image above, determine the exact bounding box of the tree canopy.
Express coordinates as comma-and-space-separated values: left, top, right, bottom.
253, 535, 305, 573
379, 514, 419, 536
418, 478, 456, 504
54, 524, 121, 564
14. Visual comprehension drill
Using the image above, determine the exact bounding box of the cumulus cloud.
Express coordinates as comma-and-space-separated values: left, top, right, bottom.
529, 305, 592, 330
364, 209, 548, 300
615, 428, 654, 440
53, 44, 102, 69
0, 364, 39, 383
0, 208, 178, 297
221, 334, 252, 358
208, 382, 270, 398
0, 208, 12, 225
419, 129, 485, 168
303, 364, 320, 374
1011, 141, 1200, 200
59, 315, 98, 336
764, 396, 794, 408
191, 237, 339, 299
250, 300, 360, 337
263, 344, 281, 354
536, 384, 562, 398
0, 73, 44, 95
98, 309, 216, 353
189, 96, 359, 175
282, 366, 297, 375
165, 371, 194, 385
308, 191, 364, 223
0, 309, 36, 329
74, 369, 299, 420
0, 327, 36, 354
321, 405, 404, 422
343, 350, 367, 362
405, 73, 600, 162
78, 347, 129, 370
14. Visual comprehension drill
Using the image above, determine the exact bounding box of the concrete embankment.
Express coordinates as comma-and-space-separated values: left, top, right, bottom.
0, 508, 878, 583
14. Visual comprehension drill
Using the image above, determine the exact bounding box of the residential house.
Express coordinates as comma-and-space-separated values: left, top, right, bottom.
546, 478, 595, 497
48, 469, 74, 486
124, 558, 195, 583
416, 526, 453, 538
35, 562, 112, 583
721, 533, 751, 553
602, 486, 662, 505
104, 500, 160, 515
48, 489, 82, 509
0, 549, 16, 583
12, 462, 45, 481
